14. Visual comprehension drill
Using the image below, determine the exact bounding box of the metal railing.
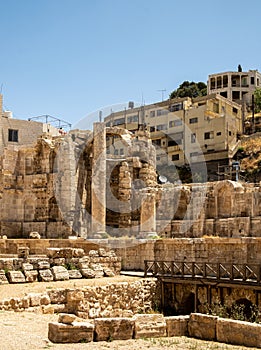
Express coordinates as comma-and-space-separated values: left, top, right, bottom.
144, 260, 261, 285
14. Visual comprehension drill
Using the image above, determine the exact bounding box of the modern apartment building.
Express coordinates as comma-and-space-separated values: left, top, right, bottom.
104, 94, 242, 180
207, 69, 261, 109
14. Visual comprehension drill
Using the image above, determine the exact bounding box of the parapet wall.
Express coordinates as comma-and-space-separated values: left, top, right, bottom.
1, 237, 261, 271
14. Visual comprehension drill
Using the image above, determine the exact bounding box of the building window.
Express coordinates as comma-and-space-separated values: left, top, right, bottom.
251, 77, 255, 85
156, 124, 168, 131
152, 139, 161, 146
8, 129, 18, 142
169, 119, 182, 127
191, 133, 196, 143
189, 117, 198, 124
190, 152, 199, 157
204, 131, 214, 140
114, 149, 119, 155
150, 110, 155, 117
150, 126, 155, 132
217, 132, 222, 136
113, 118, 125, 126
172, 154, 179, 161
157, 109, 168, 116
213, 103, 219, 113
120, 148, 124, 155
169, 103, 183, 112
229, 131, 232, 136
127, 115, 138, 123
232, 107, 238, 115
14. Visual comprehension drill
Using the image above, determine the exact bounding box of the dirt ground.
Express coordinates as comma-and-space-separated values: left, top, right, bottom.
0, 276, 257, 350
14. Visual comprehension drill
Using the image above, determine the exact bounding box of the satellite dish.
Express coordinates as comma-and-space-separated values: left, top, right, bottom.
159, 175, 167, 184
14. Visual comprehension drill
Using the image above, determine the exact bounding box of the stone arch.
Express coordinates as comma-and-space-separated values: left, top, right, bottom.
24, 197, 35, 222
232, 298, 254, 321
214, 180, 244, 218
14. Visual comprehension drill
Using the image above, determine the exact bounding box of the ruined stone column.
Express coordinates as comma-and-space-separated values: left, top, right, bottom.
139, 189, 156, 237
91, 122, 106, 234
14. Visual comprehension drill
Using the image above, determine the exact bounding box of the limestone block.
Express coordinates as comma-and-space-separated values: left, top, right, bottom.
0, 270, 9, 284
217, 318, 261, 348
67, 290, 84, 302
94, 318, 135, 341
48, 321, 94, 343
52, 258, 66, 266
103, 268, 115, 277
165, 316, 189, 337
37, 260, 50, 270
29, 293, 51, 307
98, 248, 110, 257
24, 270, 38, 282
29, 231, 41, 239
188, 313, 217, 340
39, 269, 54, 282
7, 271, 26, 283
89, 264, 104, 278
68, 270, 82, 279
80, 268, 96, 278
22, 262, 34, 271
133, 314, 166, 339
78, 261, 90, 270
48, 289, 67, 304
58, 313, 77, 324
51, 266, 69, 281
89, 250, 99, 257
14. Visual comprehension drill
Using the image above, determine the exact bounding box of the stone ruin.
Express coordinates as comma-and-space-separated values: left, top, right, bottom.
0, 247, 120, 285
0, 120, 261, 240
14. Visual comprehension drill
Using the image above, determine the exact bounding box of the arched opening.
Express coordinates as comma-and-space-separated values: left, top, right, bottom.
48, 197, 61, 221
179, 292, 195, 315
231, 298, 256, 322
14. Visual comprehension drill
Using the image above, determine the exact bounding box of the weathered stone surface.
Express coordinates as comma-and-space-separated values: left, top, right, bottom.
217, 317, 261, 348
188, 313, 217, 340
165, 315, 189, 336
90, 264, 104, 278
22, 262, 34, 271
24, 270, 38, 282
0, 270, 9, 284
67, 290, 84, 302
29, 293, 50, 307
80, 268, 96, 278
133, 314, 166, 339
37, 260, 50, 270
7, 270, 26, 283
38, 269, 53, 282
29, 231, 41, 239
48, 289, 67, 304
94, 318, 135, 341
58, 313, 77, 324
17, 247, 30, 258
48, 322, 94, 343
68, 269, 82, 279
103, 268, 115, 277
51, 266, 69, 281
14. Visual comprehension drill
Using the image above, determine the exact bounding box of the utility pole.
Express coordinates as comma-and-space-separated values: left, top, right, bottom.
157, 89, 166, 101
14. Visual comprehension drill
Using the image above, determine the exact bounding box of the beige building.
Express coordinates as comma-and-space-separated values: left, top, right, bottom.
104, 94, 242, 180
207, 69, 261, 109
0, 94, 62, 154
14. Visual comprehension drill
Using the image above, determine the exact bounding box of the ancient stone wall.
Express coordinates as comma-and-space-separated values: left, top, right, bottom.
0, 278, 157, 317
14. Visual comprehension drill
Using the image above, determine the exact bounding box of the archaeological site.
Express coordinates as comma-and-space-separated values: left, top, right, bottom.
1, 100, 261, 348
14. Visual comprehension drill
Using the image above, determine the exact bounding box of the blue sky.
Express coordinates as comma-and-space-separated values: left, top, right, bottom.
1, 0, 261, 128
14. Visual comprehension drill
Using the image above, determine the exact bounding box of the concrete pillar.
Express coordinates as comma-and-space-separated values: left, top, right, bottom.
140, 190, 156, 237
91, 122, 106, 234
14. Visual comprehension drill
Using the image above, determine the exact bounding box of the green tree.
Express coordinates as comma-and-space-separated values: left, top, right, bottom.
254, 88, 261, 113
169, 81, 207, 99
